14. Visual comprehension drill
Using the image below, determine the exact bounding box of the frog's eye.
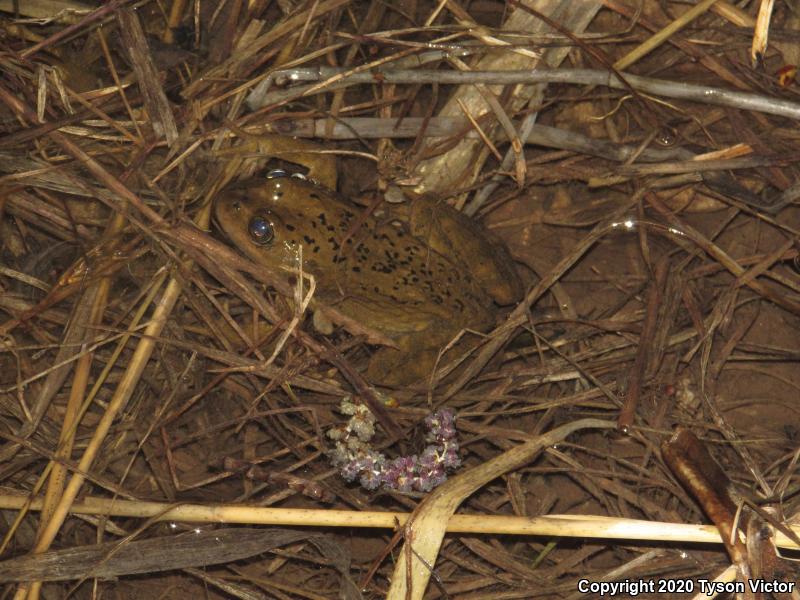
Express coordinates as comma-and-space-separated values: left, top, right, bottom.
266, 169, 288, 179
290, 172, 307, 180
248, 215, 275, 245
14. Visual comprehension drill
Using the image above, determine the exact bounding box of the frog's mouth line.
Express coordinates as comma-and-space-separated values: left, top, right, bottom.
210, 214, 225, 239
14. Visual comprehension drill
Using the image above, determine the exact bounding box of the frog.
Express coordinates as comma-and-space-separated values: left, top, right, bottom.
213, 135, 521, 386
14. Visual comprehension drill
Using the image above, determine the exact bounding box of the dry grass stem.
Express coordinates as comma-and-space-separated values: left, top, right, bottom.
2, 492, 799, 550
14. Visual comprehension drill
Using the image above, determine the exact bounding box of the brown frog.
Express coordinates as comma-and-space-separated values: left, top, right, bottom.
214, 136, 521, 385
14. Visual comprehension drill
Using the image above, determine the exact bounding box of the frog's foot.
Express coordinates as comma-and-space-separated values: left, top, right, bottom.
364, 332, 491, 386
365, 346, 440, 387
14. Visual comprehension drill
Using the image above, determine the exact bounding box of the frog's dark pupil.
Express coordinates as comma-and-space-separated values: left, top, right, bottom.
248, 216, 274, 245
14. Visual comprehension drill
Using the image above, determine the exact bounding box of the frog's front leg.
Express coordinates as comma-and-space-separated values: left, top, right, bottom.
222, 133, 338, 190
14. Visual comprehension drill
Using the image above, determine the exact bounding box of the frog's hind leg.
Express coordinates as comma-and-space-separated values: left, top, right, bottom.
406, 195, 522, 305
